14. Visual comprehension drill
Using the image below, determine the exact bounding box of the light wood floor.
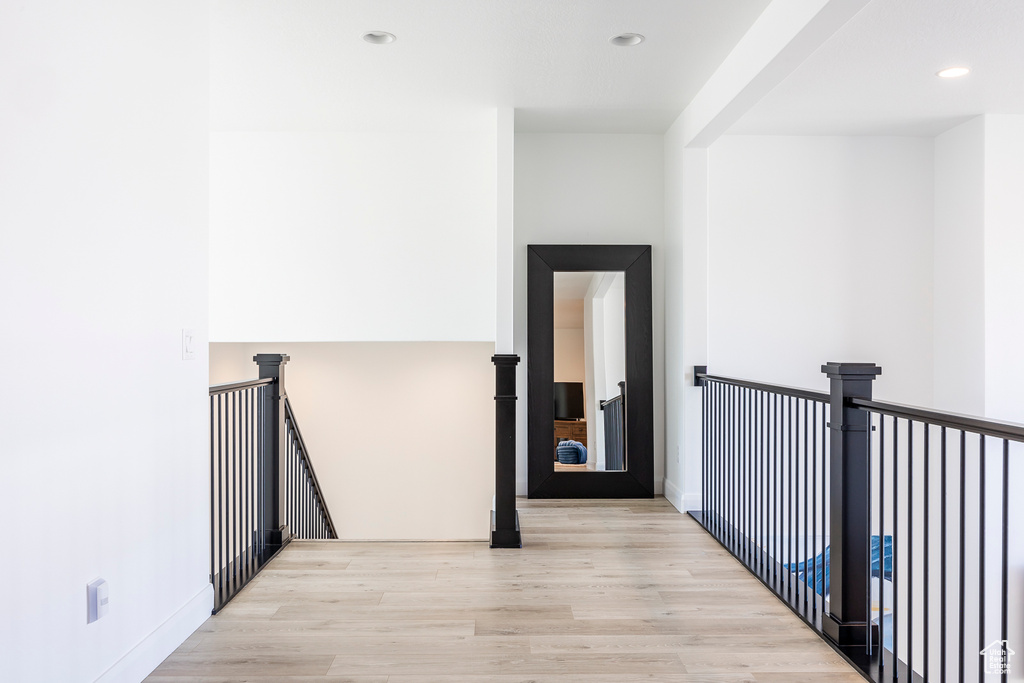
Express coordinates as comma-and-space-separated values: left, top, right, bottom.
147, 498, 863, 682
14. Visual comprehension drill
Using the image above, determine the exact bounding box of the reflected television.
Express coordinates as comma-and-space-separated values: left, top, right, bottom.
553, 382, 585, 421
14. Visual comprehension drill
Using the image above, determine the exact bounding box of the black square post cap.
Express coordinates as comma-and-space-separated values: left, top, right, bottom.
253, 353, 290, 365
821, 362, 881, 379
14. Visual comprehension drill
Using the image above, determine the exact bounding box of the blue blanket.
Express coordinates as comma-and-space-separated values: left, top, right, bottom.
785, 534, 892, 596
556, 440, 587, 464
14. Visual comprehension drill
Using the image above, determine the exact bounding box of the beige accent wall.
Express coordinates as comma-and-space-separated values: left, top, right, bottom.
553, 328, 585, 382
211, 342, 495, 541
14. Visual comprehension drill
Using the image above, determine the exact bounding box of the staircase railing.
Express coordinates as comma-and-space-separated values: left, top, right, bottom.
209, 354, 336, 612
283, 398, 336, 539
693, 363, 1021, 683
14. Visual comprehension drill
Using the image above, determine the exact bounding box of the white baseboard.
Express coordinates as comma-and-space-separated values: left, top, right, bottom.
662, 479, 701, 514
662, 478, 685, 512
95, 583, 212, 683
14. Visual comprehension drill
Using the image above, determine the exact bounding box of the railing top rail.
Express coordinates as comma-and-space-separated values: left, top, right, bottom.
209, 377, 275, 396
284, 398, 338, 537
850, 396, 1024, 443
696, 372, 829, 403
600, 394, 624, 408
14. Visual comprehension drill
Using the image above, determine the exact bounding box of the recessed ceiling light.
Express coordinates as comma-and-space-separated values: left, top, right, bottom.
609, 33, 644, 47
937, 66, 970, 78
363, 31, 396, 45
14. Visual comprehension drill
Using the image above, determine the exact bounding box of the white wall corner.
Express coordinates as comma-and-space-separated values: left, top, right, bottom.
662, 477, 686, 513
496, 107, 516, 353
95, 585, 212, 683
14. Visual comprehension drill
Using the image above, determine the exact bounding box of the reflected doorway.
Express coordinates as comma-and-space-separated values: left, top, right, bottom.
553, 272, 626, 472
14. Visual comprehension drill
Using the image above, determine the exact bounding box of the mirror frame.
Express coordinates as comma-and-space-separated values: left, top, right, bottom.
527, 244, 654, 498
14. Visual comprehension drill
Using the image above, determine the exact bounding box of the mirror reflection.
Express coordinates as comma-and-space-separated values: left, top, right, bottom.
553, 271, 626, 472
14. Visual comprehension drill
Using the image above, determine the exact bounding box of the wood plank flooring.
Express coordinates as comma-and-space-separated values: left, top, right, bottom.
147, 498, 863, 682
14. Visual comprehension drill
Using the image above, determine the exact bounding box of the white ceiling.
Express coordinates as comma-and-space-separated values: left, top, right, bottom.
211, 0, 770, 133
731, 0, 1024, 137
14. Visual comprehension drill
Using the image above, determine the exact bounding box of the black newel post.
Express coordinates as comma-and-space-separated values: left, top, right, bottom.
821, 361, 881, 647
254, 353, 291, 548
490, 354, 522, 548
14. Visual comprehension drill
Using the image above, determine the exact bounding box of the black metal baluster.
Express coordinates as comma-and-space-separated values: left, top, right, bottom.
770, 395, 778, 593
728, 384, 735, 551
235, 390, 242, 592
812, 401, 818, 623
712, 382, 720, 536
821, 401, 828, 632
979, 434, 986, 683
924, 424, 930, 682
227, 392, 235, 599
715, 382, 720, 537
284, 428, 290, 535
879, 414, 886, 673
305, 460, 311, 537
958, 430, 966, 683
788, 396, 794, 604
1001, 438, 1008, 683
720, 383, 726, 543
755, 390, 761, 572
744, 388, 750, 566
209, 396, 216, 608
764, 390, 770, 582
747, 388, 753, 565
701, 379, 707, 524
711, 382, 717, 536
258, 385, 265, 558
733, 384, 739, 552
302, 454, 307, 538
803, 399, 809, 620
242, 389, 249, 582
908, 419, 914, 679
940, 426, 947, 683
866, 411, 873, 657
893, 417, 899, 680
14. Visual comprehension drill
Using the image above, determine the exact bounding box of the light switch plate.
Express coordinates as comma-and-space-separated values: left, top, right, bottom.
87, 578, 108, 623
182, 328, 196, 360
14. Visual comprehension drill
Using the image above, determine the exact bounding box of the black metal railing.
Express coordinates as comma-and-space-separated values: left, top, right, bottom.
209, 377, 275, 612
284, 398, 336, 539
600, 380, 626, 471
693, 370, 832, 632
209, 354, 336, 612
855, 398, 1020, 683
694, 364, 1021, 683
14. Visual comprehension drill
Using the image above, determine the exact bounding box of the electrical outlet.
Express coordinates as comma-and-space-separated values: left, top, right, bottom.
87, 579, 108, 623
182, 328, 196, 360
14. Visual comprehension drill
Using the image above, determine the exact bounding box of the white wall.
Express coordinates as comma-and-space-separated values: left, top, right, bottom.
706, 135, 935, 405
664, 132, 935, 513
209, 121, 501, 541
601, 274, 627, 398
210, 126, 497, 342
662, 122, 709, 512
982, 116, 1024, 424
933, 114, 1024, 423
514, 133, 666, 494
933, 117, 986, 415
0, 3, 211, 681
211, 343, 494, 540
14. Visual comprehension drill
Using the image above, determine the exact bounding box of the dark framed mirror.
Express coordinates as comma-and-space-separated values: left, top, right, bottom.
527, 245, 654, 498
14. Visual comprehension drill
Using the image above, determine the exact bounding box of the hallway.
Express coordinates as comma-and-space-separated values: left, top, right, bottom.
147, 498, 863, 681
